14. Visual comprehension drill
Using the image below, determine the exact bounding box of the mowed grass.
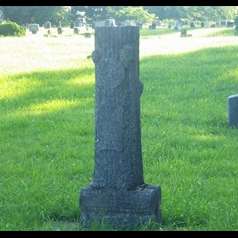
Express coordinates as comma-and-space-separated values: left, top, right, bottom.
0, 46, 238, 230
140, 28, 175, 38
207, 28, 235, 37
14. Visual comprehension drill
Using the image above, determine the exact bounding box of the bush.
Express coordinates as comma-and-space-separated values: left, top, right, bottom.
0, 21, 26, 36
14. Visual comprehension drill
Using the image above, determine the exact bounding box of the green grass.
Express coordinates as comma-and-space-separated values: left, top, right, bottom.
207, 28, 235, 37
140, 28, 175, 38
1, 46, 238, 230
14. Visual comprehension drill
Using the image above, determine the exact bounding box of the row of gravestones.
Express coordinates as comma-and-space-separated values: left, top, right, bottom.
28, 21, 90, 36
27, 22, 63, 35
78, 24, 238, 229
27, 21, 190, 38
173, 20, 235, 30
149, 20, 234, 38
140, 19, 234, 30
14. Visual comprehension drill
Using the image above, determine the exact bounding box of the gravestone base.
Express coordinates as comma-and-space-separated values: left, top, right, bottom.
80, 184, 161, 228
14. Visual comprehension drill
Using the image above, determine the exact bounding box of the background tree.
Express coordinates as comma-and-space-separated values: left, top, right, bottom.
107, 6, 156, 25
145, 6, 187, 20
70, 6, 109, 25
1, 6, 70, 25
145, 6, 237, 21
1, 6, 237, 27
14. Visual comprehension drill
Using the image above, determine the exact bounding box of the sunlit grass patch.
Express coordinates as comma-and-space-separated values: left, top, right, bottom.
0, 75, 41, 100
140, 28, 175, 38
8, 99, 81, 118
67, 73, 94, 87
207, 28, 234, 37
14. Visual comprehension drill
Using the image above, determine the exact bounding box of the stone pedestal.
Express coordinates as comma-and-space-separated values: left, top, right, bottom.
80, 26, 161, 228
80, 185, 161, 228
228, 95, 238, 127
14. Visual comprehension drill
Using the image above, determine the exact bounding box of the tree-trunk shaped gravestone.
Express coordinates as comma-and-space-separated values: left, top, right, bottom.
80, 25, 161, 228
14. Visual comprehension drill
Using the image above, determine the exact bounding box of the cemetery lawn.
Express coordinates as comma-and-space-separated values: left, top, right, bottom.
207, 28, 235, 37
140, 28, 175, 37
1, 46, 238, 231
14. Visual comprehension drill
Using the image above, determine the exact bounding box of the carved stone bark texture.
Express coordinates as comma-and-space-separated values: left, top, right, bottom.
80, 26, 161, 228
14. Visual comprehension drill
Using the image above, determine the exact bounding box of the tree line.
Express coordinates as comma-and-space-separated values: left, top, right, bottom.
0, 6, 237, 26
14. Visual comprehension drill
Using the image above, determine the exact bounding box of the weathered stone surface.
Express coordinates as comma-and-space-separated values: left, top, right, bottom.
228, 95, 238, 127
29, 24, 39, 34
44, 21, 51, 29
80, 26, 161, 228
80, 185, 161, 228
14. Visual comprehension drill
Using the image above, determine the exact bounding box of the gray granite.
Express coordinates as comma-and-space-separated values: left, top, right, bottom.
80, 26, 161, 228
228, 95, 238, 127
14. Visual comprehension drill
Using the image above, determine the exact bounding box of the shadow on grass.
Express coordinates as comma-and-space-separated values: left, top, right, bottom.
0, 67, 95, 118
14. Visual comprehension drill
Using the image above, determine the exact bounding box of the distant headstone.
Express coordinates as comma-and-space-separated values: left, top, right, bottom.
138, 23, 143, 29
57, 27, 62, 34
181, 28, 192, 37
235, 17, 238, 35
181, 28, 187, 37
95, 18, 116, 28
57, 21, 63, 34
44, 21, 51, 29
74, 16, 86, 28
227, 20, 234, 28
82, 32, 91, 38
29, 24, 40, 34
149, 22, 157, 29
228, 95, 238, 127
174, 20, 181, 31
210, 23, 216, 28
80, 25, 161, 228
75, 11, 86, 28
221, 20, 226, 27
74, 27, 79, 34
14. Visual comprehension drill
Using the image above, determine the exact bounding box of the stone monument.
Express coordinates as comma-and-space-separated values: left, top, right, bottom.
29, 24, 39, 34
80, 25, 161, 228
44, 21, 51, 29
228, 95, 238, 127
